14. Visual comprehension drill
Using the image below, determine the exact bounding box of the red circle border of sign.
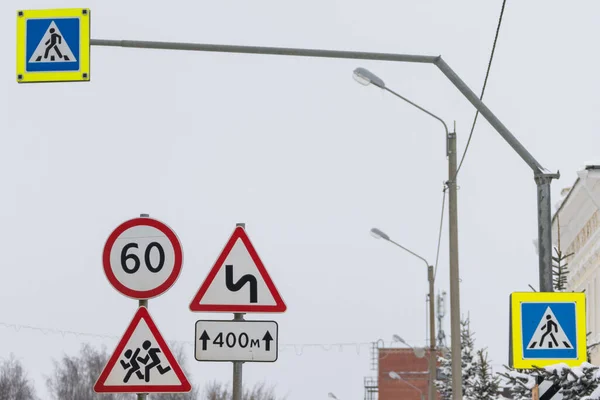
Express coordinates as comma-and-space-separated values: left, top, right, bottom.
102, 217, 183, 300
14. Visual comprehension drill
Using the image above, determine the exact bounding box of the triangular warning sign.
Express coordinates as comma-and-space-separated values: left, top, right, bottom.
29, 21, 77, 63
189, 226, 287, 313
94, 307, 191, 393
526, 307, 574, 350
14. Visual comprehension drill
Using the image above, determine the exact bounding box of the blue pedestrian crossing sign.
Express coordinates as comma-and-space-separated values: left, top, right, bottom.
16, 8, 90, 83
510, 292, 587, 368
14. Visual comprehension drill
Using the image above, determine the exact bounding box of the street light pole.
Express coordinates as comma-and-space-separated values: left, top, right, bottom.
371, 228, 436, 400
447, 130, 461, 400
362, 64, 462, 398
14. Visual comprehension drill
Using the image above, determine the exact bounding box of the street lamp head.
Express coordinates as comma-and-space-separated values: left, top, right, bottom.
413, 347, 426, 359
392, 334, 406, 344
353, 67, 386, 89
370, 227, 390, 241
389, 371, 401, 380
328, 393, 339, 400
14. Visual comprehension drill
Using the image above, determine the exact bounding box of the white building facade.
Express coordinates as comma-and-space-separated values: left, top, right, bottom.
551, 164, 600, 364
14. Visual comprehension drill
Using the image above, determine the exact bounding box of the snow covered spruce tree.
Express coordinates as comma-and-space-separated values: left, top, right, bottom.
436, 318, 482, 399
497, 369, 534, 400
536, 363, 599, 400
471, 349, 500, 400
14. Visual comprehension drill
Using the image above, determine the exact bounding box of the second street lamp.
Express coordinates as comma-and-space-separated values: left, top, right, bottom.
392, 334, 427, 359
371, 227, 437, 400
360, 68, 462, 400
389, 371, 425, 400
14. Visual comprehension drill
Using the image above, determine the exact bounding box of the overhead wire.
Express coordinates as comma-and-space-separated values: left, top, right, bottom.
0, 320, 425, 355
455, 0, 508, 177
433, 185, 448, 280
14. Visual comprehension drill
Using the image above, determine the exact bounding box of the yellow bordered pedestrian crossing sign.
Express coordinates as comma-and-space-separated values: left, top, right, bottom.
510, 292, 586, 368
16, 8, 90, 83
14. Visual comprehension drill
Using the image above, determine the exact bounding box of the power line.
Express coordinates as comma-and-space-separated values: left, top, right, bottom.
434, 184, 448, 280
455, 0, 508, 176
0, 321, 425, 355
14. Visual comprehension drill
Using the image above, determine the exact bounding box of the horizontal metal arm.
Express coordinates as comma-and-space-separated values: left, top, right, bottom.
384, 86, 449, 138
90, 39, 437, 63
388, 239, 431, 270
90, 38, 548, 175
434, 58, 545, 174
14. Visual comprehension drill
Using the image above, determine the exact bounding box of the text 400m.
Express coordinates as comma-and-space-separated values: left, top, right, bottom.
198, 330, 274, 351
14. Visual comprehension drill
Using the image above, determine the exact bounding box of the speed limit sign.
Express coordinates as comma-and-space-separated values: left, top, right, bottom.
102, 217, 183, 299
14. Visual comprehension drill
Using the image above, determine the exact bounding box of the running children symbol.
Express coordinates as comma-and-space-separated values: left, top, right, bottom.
527, 306, 573, 350
120, 340, 172, 383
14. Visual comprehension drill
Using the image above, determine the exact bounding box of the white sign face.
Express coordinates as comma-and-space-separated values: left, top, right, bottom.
195, 320, 278, 362
103, 218, 183, 299
200, 238, 276, 306
94, 307, 191, 393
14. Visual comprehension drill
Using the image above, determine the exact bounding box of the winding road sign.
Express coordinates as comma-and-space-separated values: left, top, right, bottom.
195, 320, 278, 362
103, 217, 183, 299
189, 226, 286, 313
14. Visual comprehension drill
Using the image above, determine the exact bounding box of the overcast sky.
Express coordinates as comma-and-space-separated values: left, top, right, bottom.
2, 1, 600, 399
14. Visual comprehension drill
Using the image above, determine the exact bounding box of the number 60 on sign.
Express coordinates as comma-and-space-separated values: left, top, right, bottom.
103, 217, 183, 300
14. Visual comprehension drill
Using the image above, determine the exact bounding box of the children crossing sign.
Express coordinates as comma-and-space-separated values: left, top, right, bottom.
16, 8, 90, 83
510, 292, 586, 368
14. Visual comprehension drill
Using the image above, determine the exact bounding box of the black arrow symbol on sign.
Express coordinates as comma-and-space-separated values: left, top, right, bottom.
225, 264, 258, 303
262, 331, 273, 351
199, 330, 210, 351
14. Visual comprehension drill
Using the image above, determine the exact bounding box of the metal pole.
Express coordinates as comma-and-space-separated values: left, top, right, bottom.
447, 132, 462, 400
427, 265, 436, 400
138, 213, 149, 400
90, 38, 557, 292
90, 39, 436, 64
137, 296, 147, 400
535, 174, 555, 292
232, 222, 246, 400
232, 312, 244, 400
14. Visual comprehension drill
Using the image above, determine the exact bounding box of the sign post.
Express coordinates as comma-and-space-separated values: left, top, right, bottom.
95, 214, 189, 397
233, 222, 244, 400
138, 213, 150, 400
190, 222, 287, 400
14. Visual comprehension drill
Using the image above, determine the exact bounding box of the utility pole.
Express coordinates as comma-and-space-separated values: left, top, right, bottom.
427, 265, 436, 400
447, 130, 462, 400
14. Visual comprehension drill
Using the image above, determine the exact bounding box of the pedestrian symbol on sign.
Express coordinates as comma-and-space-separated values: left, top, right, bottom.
28, 21, 76, 63
527, 306, 573, 350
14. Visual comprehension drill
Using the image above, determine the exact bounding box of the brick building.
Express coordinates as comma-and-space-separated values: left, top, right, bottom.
364, 346, 438, 400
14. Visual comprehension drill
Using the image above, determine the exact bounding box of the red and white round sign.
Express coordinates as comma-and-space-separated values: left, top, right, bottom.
102, 217, 183, 299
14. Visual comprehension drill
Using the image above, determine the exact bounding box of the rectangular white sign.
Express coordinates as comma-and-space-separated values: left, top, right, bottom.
195, 320, 278, 362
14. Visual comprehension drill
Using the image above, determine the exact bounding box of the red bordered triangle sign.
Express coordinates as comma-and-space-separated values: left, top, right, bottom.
189, 226, 287, 313
94, 307, 191, 393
